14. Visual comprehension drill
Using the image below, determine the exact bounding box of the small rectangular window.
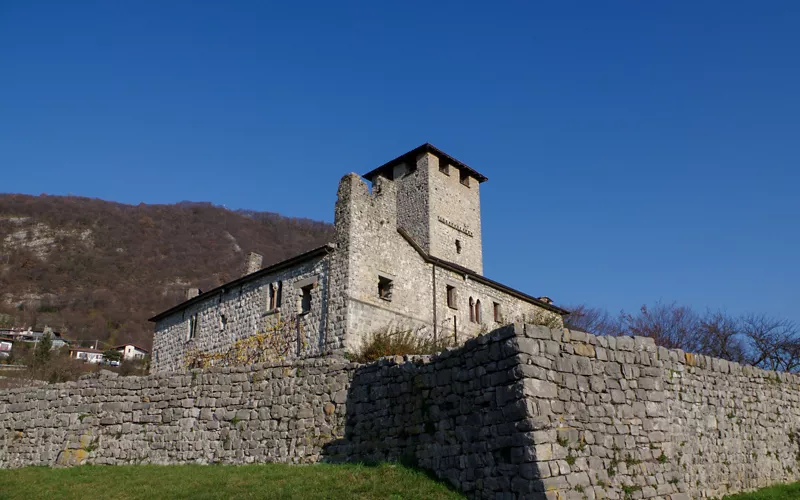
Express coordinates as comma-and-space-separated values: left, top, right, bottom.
378, 276, 393, 301
439, 162, 450, 176
446, 285, 457, 309
300, 284, 313, 314
455, 240, 462, 254
459, 170, 470, 187
493, 302, 502, 323
276, 281, 283, 308
188, 315, 198, 340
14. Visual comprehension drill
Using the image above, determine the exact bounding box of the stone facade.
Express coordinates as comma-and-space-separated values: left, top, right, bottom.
150, 143, 565, 372
3, 325, 800, 500
151, 248, 334, 373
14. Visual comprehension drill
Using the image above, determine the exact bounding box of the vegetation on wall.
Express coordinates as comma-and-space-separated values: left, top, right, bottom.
0, 194, 334, 349
183, 314, 307, 369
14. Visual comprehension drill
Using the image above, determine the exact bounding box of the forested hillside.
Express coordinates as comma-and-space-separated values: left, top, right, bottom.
0, 194, 334, 349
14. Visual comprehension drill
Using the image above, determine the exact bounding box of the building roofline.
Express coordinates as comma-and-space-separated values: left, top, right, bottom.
362, 143, 488, 184
112, 344, 150, 353
70, 347, 104, 353
148, 244, 335, 322
397, 228, 570, 316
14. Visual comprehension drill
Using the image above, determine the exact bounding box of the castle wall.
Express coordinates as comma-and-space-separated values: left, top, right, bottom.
3, 325, 799, 500
0, 358, 355, 468
151, 256, 330, 373
334, 174, 435, 351
433, 266, 563, 343
334, 172, 561, 351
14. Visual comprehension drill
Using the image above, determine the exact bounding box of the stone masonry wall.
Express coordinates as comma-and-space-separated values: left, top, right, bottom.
152, 256, 331, 373
0, 357, 356, 469
3, 324, 800, 500
665, 351, 800, 498
335, 171, 561, 353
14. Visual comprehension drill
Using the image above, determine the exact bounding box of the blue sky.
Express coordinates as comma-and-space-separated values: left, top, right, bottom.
1, 1, 798, 324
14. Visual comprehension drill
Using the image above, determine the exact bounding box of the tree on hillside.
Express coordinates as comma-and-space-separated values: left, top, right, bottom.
34, 332, 53, 367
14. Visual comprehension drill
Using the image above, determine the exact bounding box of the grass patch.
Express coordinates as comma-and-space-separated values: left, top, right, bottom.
0, 463, 463, 500
722, 482, 800, 499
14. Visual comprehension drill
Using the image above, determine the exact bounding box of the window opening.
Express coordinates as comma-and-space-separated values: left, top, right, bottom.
493, 302, 501, 323
378, 276, 394, 301
446, 285, 457, 309
188, 315, 198, 340
469, 297, 475, 322
475, 299, 482, 324
455, 240, 462, 254
300, 284, 313, 314
460, 170, 470, 187
268, 283, 277, 310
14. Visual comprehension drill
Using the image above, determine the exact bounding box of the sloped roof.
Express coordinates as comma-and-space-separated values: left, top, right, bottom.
363, 143, 488, 183
397, 228, 569, 316
149, 244, 335, 322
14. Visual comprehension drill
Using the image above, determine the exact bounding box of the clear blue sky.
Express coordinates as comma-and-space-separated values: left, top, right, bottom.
1, 1, 798, 324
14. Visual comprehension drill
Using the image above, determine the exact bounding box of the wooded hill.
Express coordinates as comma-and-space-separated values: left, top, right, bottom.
0, 194, 334, 350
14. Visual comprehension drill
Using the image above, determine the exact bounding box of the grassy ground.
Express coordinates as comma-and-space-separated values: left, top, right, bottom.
0, 463, 464, 500
722, 482, 800, 499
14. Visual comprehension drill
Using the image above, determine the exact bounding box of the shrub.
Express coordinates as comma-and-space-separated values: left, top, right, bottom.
349, 327, 455, 364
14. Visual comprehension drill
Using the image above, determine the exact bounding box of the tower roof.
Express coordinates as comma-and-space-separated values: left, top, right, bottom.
362, 143, 488, 183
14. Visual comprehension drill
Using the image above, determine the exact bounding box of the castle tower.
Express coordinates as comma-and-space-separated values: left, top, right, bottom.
362, 143, 487, 274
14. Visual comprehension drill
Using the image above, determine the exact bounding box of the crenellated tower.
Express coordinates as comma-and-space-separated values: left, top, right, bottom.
362, 143, 487, 274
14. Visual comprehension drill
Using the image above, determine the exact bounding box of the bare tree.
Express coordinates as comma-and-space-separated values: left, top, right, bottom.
740, 313, 800, 372
620, 302, 700, 351
695, 310, 748, 363
564, 304, 622, 337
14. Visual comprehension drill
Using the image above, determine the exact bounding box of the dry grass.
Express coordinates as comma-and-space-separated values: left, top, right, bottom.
349, 327, 455, 363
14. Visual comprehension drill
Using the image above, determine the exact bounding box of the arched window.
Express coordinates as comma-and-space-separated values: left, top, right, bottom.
469, 297, 475, 323
475, 300, 482, 324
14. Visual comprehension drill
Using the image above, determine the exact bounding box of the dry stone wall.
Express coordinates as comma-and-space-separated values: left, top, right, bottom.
3, 324, 800, 500
0, 358, 356, 469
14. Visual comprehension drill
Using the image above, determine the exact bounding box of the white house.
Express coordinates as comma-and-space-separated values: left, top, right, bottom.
113, 344, 149, 361
69, 347, 104, 364
0, 338, 12, 358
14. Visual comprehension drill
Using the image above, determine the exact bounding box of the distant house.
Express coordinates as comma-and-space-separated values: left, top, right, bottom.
69, 347, 104, 364
0, 327, 71, 349
0, 337, 12, 358
113, 344, 149, 361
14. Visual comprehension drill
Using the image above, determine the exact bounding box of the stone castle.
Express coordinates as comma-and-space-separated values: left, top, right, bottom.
149, 144, 568, 372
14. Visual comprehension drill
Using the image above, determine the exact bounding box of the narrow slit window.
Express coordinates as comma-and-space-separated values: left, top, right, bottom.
493, 302, 501, 323
455, 240, 462, 254
276, 281, 283, 308
188, 315, 198, 340
378, 276, 394, 301
475, 299, 482, 324
268, 283, 277, 310
469, 297, 475, 322
446, 285, 457, 309
220, 314, 228, 331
